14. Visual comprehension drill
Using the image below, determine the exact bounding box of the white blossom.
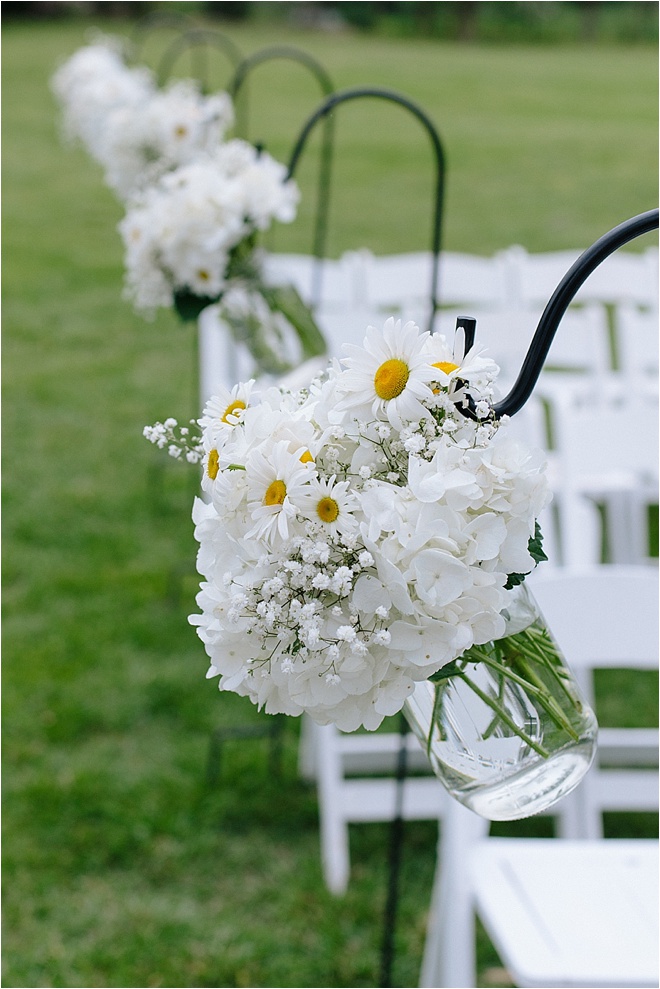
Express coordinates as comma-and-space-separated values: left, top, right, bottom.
177, 318, 550, 730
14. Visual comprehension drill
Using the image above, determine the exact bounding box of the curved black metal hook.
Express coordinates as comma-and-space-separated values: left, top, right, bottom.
462, 208, 659, 420
127, 11, 199, 64
228, 45, 334, 130
287, 87, 446, 333
157, 28, 244, 91
228, 47, 336, 292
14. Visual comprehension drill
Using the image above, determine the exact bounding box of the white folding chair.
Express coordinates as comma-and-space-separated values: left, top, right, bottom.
302, 720, 449, 895
421, 564, 659, 988
529, 565, 659, 839
538, 379, 659, 566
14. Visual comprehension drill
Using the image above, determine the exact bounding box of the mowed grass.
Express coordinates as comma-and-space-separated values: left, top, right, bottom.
3, 15, 658, 989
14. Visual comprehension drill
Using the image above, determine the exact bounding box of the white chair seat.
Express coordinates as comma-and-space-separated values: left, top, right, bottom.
470, 838, 659, 988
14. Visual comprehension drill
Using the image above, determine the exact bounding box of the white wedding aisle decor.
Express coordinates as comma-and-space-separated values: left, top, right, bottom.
148, 317, 600, 818
52, 35, 326, 375
51, 36, 234, 200
119, 139, 327, 371
148, 319, 549, 717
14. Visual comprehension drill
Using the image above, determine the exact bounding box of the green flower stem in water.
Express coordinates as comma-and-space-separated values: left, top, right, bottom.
431, 620, 583, 758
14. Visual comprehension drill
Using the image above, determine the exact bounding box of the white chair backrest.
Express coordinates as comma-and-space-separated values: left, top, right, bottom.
529, 565, 659, 671
617, 302, 660, 379
504, 244, 659, 310
530, 565, 659, 838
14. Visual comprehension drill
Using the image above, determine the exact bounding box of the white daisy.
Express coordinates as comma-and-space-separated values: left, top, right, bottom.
299, 475, 359, 538
337, 318, 436, 430
199, 380, 255, 444
245, 440, 313, 546
424, 333, 499, 393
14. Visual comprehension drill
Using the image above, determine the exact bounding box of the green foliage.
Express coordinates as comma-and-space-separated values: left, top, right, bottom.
505, 522, 549, 589
3, 17, 657, 988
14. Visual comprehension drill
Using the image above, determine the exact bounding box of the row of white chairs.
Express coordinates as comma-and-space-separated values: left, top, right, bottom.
261, 245, 658, 394
200, 244, 658, 405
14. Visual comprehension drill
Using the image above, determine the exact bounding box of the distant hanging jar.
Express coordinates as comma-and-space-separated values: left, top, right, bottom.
403, 581, 598, 821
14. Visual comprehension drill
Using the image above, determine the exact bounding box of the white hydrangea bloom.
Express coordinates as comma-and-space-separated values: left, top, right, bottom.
118, 143, 299, 316
51, 39, 234, 200
184, 318, 551, 731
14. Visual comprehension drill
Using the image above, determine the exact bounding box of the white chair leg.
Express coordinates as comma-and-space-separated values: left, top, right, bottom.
297, 713, 318, 782
316, 723, 351, 895
420, 800, 488, 988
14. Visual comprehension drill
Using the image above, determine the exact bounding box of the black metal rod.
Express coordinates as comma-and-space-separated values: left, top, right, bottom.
127, 11, 198, 64
157, 28, 244, 91
228, 47, 336, 303
461, 208, 659, 420
287, 87, 446, 333
228, 45, 335, 129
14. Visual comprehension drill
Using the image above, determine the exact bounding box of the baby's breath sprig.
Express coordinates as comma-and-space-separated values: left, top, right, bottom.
143, 417, 203, 464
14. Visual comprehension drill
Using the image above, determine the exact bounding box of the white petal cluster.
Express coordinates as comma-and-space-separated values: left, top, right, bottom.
187, 318, 551, 731
51, 38, 234, 199
118, 142, 299, 315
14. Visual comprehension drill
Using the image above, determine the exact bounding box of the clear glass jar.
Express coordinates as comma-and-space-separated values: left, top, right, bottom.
403, 581, 598, 820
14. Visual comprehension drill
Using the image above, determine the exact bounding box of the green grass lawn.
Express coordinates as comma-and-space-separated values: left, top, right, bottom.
3, 14, 658, 988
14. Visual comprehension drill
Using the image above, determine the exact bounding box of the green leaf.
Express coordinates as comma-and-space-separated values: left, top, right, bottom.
505, 520, 548, 589
173, 289, 220, 323
429, 659, 464, 683
529, 519, 549, 567
261, 283, 328, 360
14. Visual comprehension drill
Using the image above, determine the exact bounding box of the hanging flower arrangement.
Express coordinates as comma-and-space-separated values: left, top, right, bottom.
51, 37, 234, 200
119, 140, 327, 373
148, 318, 552, 731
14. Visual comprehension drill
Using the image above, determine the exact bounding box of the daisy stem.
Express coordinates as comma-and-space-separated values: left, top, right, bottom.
452, 672, 551, 758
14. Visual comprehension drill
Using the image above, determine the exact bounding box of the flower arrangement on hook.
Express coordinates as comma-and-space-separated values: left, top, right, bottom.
119, 140, 327, 373
149, 318, 547, 723
147, 316, 599, 817
52, 36, 327, 375
51, 36, 234, 200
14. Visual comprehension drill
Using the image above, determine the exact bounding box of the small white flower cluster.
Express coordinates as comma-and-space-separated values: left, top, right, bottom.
51, 37, 234, 200
143, 418, 204, 464
185, 319, 550, 731
118, 142, 300, 315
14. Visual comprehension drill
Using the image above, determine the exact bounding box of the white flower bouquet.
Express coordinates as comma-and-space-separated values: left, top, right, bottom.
51, 38, 234, 200
119, 141, 327, 373
155, 318, 555, 733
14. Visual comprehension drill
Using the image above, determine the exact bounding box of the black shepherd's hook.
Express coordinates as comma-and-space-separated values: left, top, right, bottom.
287, 87, 446, 332
460, 208, 659, 420
157, 28, 244, 92
228, 45, 335, 136
227, 47, 336, 297
127, 11, 199, 64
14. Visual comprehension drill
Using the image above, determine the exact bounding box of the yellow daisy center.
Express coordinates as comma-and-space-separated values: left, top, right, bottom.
174, 124, 189, 138
264, 479, 287, 506
433, 360, 460, 375
207, 448, 220, 480
317, 496, 340, 523
374, 358, 410, 400
197, 269, 210, 282
221, 399, 246, 424
300, 450, 314, 464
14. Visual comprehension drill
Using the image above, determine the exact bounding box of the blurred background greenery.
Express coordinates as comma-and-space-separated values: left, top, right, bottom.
3, 3, 658, 987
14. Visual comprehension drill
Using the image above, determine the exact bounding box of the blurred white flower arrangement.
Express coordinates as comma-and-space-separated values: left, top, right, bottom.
51, 36, 233, 199
147, 318, 550, 731
52, 37, 326, 374
118, 140, 327, 371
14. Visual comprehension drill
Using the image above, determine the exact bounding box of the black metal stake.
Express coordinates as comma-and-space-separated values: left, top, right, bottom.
228, 46, 336, 305
286, 87, 446, 334
459, 208, 659, 420
380, 714, 410, 989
